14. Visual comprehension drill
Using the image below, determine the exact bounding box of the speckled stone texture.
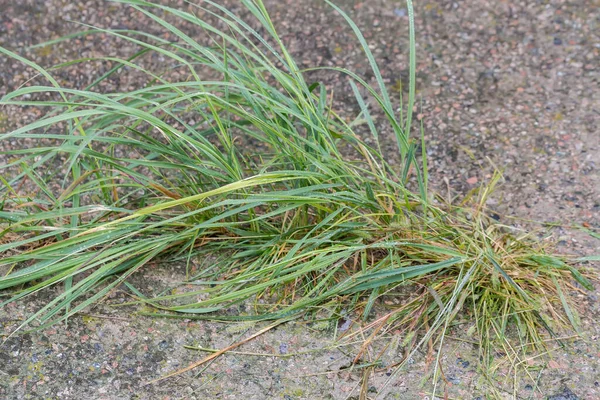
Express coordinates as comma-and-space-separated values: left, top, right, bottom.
1, 1, 598, 399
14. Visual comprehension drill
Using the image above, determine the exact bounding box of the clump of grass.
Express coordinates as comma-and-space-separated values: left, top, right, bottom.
0, 0, 595, 388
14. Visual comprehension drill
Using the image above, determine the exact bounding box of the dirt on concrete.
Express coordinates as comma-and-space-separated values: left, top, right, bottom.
1, 0, 599, 399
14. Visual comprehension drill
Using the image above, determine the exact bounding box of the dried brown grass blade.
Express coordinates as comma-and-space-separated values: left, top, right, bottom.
144, 319, 287, 385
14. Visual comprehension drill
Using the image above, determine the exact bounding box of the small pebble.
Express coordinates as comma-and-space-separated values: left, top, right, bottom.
456, 357, 470, 368
547, 387, 580, 400
279, 343, 289, 354
394, 8, 407, 17
338, 318, 352, 332
158, 340, 169, 350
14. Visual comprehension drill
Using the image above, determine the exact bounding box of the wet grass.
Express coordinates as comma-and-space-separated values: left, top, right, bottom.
0, 0, 595, 395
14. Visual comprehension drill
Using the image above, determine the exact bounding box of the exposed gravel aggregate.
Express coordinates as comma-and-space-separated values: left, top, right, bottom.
1, 0, 599, 399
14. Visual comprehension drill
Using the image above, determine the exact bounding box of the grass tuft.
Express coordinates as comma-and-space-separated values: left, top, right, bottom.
0, 0, 595, 389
